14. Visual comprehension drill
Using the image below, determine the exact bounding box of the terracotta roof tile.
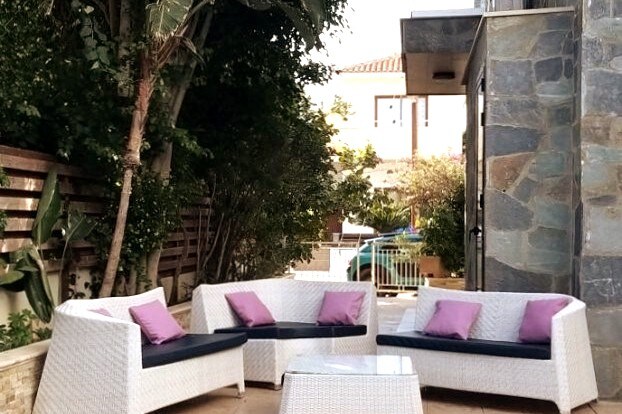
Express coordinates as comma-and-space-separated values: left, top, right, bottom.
338, 55, 403, 73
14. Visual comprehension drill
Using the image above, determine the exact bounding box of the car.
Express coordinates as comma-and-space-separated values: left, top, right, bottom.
346, 232, 423, 288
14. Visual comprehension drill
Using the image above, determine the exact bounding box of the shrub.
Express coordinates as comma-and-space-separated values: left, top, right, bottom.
400, 155, 465, 272
0, 309, 52, 352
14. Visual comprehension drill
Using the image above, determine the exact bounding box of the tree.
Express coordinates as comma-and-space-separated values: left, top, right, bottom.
179, 1, 338, 281
96, 0, 332, 297
1, 0, 345, 297
331, 144, 380, 220
357, 191, 410, 234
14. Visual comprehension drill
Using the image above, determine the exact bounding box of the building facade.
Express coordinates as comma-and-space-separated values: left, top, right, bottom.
401, 0, 622, 399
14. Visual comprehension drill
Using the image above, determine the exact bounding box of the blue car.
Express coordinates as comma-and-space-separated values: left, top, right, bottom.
346, 232, 423, 287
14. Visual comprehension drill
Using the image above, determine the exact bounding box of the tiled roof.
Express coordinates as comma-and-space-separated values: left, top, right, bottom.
337, 55, 403, 73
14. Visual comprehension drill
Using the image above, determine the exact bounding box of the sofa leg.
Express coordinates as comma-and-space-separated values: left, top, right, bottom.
272, 383, 283, 391
237, 382, 246, 398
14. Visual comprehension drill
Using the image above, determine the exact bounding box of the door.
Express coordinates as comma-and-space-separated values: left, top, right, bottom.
465, 77, 486, 291
474, 80, 485, 290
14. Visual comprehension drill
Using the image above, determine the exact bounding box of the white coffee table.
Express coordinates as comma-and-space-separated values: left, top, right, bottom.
278, 355, 423, 414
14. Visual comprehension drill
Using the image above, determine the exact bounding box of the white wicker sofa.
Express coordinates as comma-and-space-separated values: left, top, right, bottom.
191, 279, 378, 388
377, 287, 598, 414
33, 287, 246, 414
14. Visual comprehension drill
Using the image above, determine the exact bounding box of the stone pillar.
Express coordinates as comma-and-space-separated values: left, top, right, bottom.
578, 0, 622, 400
483, 11, 576, 293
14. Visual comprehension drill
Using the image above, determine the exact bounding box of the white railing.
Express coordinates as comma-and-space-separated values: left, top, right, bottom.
352, 241, 425, 293
291, 245, 357, 282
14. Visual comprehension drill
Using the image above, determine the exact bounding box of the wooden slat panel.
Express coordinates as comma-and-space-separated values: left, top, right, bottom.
0, 197, 40, 211
0, 153, 86, 177
6, 176, 105, 197
4, 218, 35, 231
44, 255, 98, 272
0, 237, 33, 253
64, 201, 104, 214
0, 237, 95, 253
0, 198, 102, 213
158, 258, 196, 272
6, 176, 45, 193
160, 245, 198, 258
1, 145, 212, 288
0, 145, 56, 161
166, 232, 199, 242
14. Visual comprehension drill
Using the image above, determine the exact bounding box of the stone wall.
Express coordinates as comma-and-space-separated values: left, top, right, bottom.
464, 1, 622, 401
483, 11, 576, 293
0, 342, 47, 414
578, 0, 622, 400
0, 302, 191, 414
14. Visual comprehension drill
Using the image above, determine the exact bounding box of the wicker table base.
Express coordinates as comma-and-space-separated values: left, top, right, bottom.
278, 355, 423, 414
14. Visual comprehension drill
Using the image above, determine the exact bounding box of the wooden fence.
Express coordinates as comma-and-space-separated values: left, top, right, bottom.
0, 145, 210, 304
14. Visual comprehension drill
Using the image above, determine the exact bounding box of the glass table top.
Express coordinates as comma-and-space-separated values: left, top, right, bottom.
286, 355, 413, 376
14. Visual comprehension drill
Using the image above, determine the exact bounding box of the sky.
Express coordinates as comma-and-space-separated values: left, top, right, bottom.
312, 0, 476, 70
307, 0, 475, 106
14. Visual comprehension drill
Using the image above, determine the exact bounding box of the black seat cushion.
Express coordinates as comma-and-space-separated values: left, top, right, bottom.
142, 333, 247, 369
376, 331, 551, 360
215, 321, 367, 339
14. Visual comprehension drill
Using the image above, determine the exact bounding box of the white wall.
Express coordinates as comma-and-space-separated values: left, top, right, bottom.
416, 95, 466, 158
327, 72, 415, 161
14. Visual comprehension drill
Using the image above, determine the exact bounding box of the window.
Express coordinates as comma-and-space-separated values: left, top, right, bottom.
375, 96, 407, 128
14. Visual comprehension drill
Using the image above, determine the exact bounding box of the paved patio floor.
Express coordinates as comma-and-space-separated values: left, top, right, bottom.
154, 295, 622, 414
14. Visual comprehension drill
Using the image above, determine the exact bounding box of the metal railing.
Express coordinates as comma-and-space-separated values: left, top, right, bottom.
352, 240, 425, 293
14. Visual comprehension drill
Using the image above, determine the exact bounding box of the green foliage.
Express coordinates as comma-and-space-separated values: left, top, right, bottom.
0, 0, 56, 148
93, 169, 199, 287
400, 155, 465, 272
331, 145, 413, 234
0, 0, 133, 178
0, 167, 7, 235
329, 95, 352, 121
401, 155, 464, 217
179, 0, 343, 281
32, 169, 61, 246
419, 206, 464, 271
147, 0, 193, 42
0, 309, 52, 352
0, 171, 96, 321
0, 170, 63, 323
0, 0, 348, 293
358, 192, 410, 234
332, 144, 380, 220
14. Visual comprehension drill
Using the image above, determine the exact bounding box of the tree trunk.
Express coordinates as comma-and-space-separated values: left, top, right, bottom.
144, 8, 215, 287
100, 52, 154, 297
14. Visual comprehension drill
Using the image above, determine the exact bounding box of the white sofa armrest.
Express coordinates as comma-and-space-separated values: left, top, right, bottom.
34, 308, 143, 414
551, 299, 598, 411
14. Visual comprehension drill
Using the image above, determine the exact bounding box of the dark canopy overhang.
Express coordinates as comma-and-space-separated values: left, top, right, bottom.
400, 9, 482, 95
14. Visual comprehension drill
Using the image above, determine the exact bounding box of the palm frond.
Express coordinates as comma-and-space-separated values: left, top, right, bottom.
301, 0, 325, 30
235, 0, 272, 11
275, 1, 318, 51
146, 0, 194, 42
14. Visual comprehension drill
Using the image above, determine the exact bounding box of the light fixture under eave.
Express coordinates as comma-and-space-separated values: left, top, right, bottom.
432, 71, 456, 80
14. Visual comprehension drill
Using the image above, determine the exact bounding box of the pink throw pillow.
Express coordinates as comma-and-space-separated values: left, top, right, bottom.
129, 300, 186, 345
225, 291, 275, 327
423, 300, 482, 340
316, 291, 365, 326
90, 308, 113, 317
518, 298, 569, 343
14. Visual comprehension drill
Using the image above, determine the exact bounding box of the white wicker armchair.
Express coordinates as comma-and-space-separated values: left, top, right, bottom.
377, 287, 599, 414
33, 287, 245, 414
191, 279, 378, 388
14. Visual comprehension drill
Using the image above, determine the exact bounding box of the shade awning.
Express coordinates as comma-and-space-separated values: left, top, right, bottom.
401, 9, 482, 95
